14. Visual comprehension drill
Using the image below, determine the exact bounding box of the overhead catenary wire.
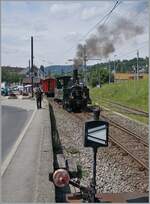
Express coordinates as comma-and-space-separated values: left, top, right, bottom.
78, 0, 122, 41
110, 43, 148, 73
64, 0, 122, 56
114, 42, 148, 59
85, 41, 148, 69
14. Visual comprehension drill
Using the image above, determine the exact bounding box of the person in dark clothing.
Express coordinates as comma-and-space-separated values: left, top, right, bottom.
35, 87, 43, 109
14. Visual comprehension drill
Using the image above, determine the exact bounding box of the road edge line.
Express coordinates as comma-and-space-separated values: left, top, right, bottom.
1, 109, 37, 177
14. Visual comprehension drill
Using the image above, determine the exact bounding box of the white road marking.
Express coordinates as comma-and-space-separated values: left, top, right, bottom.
1, 109, 37, 176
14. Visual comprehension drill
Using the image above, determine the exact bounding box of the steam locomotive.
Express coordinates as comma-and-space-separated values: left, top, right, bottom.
54, 69, 91, 112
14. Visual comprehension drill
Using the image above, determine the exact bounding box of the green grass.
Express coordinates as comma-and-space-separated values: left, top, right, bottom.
90, 79, 149, 123
125, 113, 148, 124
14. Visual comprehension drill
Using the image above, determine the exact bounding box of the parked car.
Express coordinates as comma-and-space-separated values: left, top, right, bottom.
1, 87, 9, 96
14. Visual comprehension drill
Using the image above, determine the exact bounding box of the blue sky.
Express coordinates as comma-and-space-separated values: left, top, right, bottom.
1, 0, 149, 67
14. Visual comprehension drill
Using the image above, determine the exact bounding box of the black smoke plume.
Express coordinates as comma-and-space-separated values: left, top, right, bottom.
74, 16, 144, 63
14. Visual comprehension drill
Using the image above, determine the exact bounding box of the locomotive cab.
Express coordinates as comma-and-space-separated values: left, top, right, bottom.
54, 76, 71, 102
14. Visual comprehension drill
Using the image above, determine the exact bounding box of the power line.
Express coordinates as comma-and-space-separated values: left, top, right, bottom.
64, 1, 122, 56
79, 1, 121, 41
115, 42, 148, 59
66, 1, 121, 52
84, 42, 148, 66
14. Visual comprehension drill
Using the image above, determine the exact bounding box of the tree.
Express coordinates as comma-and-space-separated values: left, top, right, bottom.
2, 68, 23, 84
88, 64, 112, 87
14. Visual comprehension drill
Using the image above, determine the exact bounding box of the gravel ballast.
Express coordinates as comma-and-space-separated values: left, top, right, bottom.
50, 100, 148, 193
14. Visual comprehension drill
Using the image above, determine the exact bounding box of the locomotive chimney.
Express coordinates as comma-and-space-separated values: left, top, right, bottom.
73, 68, 79, 84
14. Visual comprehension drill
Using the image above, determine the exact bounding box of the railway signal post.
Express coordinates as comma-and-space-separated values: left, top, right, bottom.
84, 117, 109, 202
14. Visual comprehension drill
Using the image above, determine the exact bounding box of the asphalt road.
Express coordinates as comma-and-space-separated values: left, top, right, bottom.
2, 105, 33, 162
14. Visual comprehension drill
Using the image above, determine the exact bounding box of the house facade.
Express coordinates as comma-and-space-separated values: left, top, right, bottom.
114, 73, 148, 82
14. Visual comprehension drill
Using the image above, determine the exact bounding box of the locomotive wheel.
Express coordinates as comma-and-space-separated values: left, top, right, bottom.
63, 101, 72, 112
67, 102, 73, 112
72, 103, 81, 113
67, 108, 72, 113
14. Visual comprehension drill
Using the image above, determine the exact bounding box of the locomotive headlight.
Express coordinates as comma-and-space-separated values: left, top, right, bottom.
52, 169, 70, 187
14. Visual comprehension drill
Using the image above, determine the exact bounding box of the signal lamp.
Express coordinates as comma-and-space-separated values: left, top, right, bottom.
53, 169, 70, 187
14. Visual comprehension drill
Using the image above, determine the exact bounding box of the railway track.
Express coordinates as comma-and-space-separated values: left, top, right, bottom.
52, 99, 148, 171
94, 97, 148, 117
72, 111, 149, 171
108, 134, 148, 171
101, 114, 148, 145
50, 100, 149, 193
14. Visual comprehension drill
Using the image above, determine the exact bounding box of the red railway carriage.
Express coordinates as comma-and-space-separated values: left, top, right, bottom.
41, 77, 56, 97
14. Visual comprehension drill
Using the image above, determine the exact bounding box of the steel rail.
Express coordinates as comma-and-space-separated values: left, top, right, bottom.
94, 97, 148, 117
101, 115, 148, 147
73, 112, 149, 171
109, 135, 148, 171
52, 100, 149, 171
85, 112, 148, 147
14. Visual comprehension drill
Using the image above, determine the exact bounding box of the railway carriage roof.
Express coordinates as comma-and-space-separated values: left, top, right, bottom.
56, 76, 71, 80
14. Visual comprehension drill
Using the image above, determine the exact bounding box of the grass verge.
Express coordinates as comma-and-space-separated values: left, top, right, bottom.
90, 79, 148, 124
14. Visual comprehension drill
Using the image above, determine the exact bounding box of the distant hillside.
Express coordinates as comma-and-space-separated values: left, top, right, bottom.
2, 66, 26, 83
2, 66, 26, 73
44, 65, 74, 76
44, 65, 93, 77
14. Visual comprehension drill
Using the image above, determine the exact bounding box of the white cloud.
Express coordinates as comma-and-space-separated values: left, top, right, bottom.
80, 1, 114, 21
1, 1, 149, 67
50, 3, 81, 17
81, 7, 99, 20
64, 31, 82, 42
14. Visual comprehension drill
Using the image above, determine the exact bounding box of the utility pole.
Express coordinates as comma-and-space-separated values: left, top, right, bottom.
108, 60, 111, 84
29, 59, 30, 78
132, 65, 136, 94
114, 60, 115, 74
31, 36, 34, 97
98, 68, 101, 87
113, 60, 115, 83
43, 66, 45, 79
97, 64, 100, 87
137, 50, 139, 80
113, 55, 117, 83
83, 45, 87, 85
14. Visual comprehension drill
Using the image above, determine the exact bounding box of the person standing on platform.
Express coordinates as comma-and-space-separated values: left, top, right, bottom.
35, 87, 43, 109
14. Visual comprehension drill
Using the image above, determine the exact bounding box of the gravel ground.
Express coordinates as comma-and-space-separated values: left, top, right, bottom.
50, 100, 148, 194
